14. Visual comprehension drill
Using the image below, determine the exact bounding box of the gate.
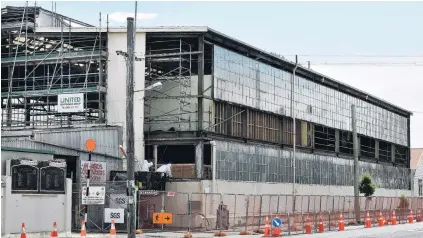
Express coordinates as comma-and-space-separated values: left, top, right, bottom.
72, 181, 129, 233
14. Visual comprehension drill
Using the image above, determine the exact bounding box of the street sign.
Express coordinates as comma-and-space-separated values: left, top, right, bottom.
85, 139, 96, 152
152, 212, 173, 224
81, 186, 105, 205
104, 208, 125, 223
272, 217, 282, 228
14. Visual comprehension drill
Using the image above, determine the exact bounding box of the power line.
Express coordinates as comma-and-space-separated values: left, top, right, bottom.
284, 54, 423, 58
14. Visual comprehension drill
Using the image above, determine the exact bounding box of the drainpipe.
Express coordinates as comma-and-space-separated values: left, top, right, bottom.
210, 141, 217, 194
291, 56, 298, 209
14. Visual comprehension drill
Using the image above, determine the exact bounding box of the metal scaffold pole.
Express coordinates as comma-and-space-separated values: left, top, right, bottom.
292, 55, 298, 212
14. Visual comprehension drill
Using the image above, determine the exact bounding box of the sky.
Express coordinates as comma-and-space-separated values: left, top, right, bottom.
2, 0, 423, 147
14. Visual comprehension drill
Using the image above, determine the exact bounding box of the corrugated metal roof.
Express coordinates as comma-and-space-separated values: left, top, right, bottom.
1, 138, 121, 159
1, 146, 55, 155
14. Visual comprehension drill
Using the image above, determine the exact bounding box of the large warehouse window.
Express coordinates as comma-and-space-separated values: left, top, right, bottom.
283, 118, 312, 148
379, 141, 392, 162
360, 136, 376, 159
248, 109, 281, 143
339, 130, 353, 155
213, 101, 245, 138
314, 125, 336, 152
394, 145, 408, 165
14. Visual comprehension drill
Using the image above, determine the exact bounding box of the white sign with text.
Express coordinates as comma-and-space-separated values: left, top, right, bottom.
81, 186, 105, 205
104, 208, 125, 223
57, 93, 84, 113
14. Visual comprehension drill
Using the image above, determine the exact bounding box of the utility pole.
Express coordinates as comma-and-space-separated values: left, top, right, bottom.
126, 17, 136, 238
291, 55, 298, 212
352, 104, 360, 223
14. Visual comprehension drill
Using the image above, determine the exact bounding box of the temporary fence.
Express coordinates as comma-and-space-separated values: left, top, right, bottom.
136, 193, 423, 235
71, 183, 423, 235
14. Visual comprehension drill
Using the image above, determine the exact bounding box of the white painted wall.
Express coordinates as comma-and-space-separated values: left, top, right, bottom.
145, 75, 213, 132
206, 180, 411, 197
106, 31, 146, 170
1, 176, 72, 234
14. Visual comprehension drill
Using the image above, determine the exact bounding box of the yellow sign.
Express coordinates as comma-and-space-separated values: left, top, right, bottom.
152, 212, 173, 224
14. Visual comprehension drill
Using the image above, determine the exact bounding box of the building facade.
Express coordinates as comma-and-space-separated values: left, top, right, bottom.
411, 148, 423, 197
1, 6, 412, 196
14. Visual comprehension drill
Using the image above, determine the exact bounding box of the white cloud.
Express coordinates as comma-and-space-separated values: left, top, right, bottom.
108, 12, 157, 23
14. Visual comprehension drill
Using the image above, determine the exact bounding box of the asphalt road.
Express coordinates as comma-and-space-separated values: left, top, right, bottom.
290, 222, 423, 238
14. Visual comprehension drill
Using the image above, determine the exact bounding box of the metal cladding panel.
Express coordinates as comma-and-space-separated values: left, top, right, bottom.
213, 46, 408, 146
1, 139, 79, 156
214, 140, 410, 190
33, 127, 122, 157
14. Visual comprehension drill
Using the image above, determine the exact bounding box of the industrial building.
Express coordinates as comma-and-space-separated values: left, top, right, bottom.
1, 5, 412, 198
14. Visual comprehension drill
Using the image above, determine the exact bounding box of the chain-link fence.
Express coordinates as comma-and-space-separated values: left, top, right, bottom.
71, 183, 423, 235
72, 181, 128, 233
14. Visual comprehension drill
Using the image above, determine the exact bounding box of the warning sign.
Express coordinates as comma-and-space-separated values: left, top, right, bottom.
81, 186, 105, 205
80, 161, 106, 182
152, 212, 173, 224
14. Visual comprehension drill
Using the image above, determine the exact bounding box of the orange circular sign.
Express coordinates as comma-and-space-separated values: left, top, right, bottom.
85, 139, 96, 152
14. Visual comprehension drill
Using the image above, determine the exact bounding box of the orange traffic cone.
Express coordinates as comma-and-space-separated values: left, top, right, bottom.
338, 213, 345, 231
263, 216, 271, 237
136, 229, 144, 238
365, 212, 372, 228
417, 210, 423, 222
378, 212, 384, 227
50, 222, 58, 238
304, 216, 312, 234
20, 223, 27, 238
318, 216, 324, 233
110, 220, 117, 238
391, 210, 397, 225
80, 220, 87, 238
408, 210, 414, 223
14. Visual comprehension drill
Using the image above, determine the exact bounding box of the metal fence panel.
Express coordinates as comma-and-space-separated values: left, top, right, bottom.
70, 184, 423, 235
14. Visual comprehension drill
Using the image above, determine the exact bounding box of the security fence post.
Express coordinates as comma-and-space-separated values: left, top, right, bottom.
245, 195, 249, 233
287, 212, 291, 236
233, 194, 237, 231
258, 195, 263, 231
188, 193, 192, 233
161, 192, 165, 231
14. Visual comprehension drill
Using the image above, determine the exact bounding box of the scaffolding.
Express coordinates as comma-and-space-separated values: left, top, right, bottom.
1, 5, 107, 128
144, 37, 199, 132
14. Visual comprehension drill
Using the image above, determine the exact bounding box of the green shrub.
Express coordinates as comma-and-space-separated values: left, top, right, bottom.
398, 194, 409, 209
358, 173, 376, 197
